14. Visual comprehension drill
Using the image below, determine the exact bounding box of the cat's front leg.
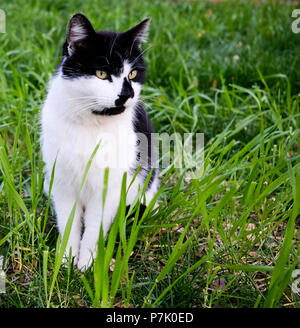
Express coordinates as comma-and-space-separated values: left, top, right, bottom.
77, 194, 117, 271
53, 190, 83, 265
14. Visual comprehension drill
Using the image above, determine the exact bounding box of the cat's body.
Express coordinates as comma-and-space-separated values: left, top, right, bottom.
41, 14, 158, 270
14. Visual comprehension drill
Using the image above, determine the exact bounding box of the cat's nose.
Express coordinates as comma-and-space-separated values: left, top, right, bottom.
115, 78, 134, 107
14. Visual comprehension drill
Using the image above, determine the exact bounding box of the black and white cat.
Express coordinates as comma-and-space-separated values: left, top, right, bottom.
41, 14, 159, 270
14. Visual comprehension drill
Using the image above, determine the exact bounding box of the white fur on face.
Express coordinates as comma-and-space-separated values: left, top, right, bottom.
60, 60, 141, 118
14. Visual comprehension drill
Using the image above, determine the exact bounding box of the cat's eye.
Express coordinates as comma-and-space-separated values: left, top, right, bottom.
96, 70, 107, 80
128, 70, 137, 80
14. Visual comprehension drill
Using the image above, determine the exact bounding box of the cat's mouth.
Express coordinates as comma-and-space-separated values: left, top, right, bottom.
92, 106, 126, 116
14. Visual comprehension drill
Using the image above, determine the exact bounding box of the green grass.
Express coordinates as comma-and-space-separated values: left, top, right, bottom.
0, 0, 300, 308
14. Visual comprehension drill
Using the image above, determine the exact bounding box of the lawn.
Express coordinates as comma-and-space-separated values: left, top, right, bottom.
0, 0, 299, 308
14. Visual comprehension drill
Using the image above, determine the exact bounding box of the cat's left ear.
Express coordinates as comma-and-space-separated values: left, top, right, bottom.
122, 18, 151, 48
66, 13, 96, 55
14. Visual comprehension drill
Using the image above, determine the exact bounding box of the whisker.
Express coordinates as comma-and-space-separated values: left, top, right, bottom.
129, 37, 138, 57
109, 34, 118, 58
97, 56, 110, 65
130, 45, 153, 65
65, 96, 115, 102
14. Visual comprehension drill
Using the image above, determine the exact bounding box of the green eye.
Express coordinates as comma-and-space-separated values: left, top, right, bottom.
128, 70, 137, 80
96, 70, 107, 79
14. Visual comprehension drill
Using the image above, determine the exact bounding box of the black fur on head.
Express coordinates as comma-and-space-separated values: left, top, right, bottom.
61, 13, 150, 83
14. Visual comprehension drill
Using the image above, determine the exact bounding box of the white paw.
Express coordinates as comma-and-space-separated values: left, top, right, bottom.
77, 250, 95, 272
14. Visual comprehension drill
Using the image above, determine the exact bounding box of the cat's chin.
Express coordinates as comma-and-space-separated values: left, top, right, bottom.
92, 106, 126, 116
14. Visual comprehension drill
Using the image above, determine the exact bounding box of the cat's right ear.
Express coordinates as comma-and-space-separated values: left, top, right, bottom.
66, 13, 95, 55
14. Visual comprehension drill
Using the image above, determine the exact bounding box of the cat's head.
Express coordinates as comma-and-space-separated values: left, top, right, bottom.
60, 13, 150, 116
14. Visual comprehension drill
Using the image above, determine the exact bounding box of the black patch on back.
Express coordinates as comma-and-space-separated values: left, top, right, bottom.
132, 102, 157, 190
